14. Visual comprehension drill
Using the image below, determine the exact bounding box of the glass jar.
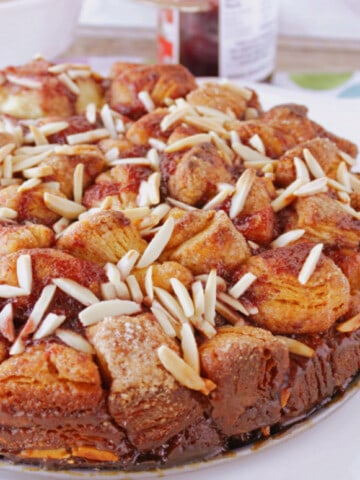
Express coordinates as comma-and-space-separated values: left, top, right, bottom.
151, 0, 279, 81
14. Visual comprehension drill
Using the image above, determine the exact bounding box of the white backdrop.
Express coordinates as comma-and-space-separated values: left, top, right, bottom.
81, 0, 360, 40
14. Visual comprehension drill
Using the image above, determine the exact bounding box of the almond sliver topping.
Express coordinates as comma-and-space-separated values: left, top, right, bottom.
52, 278, 99, 306
33, 313, 66, 340
336, 313, 360, 333
270, 229, 305, 248
16, 254, 32, 294
181, 323, 200, 374
164, 133, 211, 153
0, 304, 15, 342
303, 148, 325, 178
21, 284, 57, 337
0, 143, 16, 162
154, 287, 188, 324
204, 269, 217, 325
117, 250, 140, 280
44, 192, 86, 219
298, 243, 323, 285
277, 336, 315, 358
294, 156, 310, 181
100, 104, 117, 139
229, 272, 257, 299
215, 300, 246, 326
232, 141, 272, 164
0, 207, 17, 220
9, 337, 26, 356
229, 168, 256, 218
56, 329, 95, 354
66, 128, 110, 145
73, 163, 84, 204
293, 177, 328, 197
157, 345, 216, 395
101, 282, 117, 301
58, 72, 80, 95
86, 103, 97, 124
217, 291, 249, 316
125, 275, 143, 304
151, 305, 177, 337
137, 217, 175, 269
248, 134, 265, 155
0, 285, 28, 298
79, 300, 141, 326
170, 278, 195, 318
144, 266, 154, 301
138, 91, 155, 113
192, 281, 205, 317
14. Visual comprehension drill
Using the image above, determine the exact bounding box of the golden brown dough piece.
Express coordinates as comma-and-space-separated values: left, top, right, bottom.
39, 145, 105, 198
186, 82, 261, 119
0, 343, 130, 463
87, 313, 203, 450
325, 247, 360, 293
126, 108, 170, 145
286, 193, 360, 249
236, 242, 350, 334
260, 104, 358, 158
165, 142, 233, 206
234, 104, 358, 159
0, 183, 66, 226
275, 137, 345, 187
134, 261, 194, 294
108, 64, 197, 118
57, 210, 147, 265
200, 326, 289, 435
169, 210, 250, 275
83, 163, 152, 209
0, 59, 104, 119
0, 248, 105, 321
0, 224, 54, 255
231, 176, 277, 245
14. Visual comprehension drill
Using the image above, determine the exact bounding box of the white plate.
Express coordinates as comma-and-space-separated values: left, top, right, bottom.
0, 84, 359, 480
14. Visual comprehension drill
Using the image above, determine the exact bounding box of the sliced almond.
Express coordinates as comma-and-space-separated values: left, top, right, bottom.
154, 287, 188, 324
17, 178, 42, 193
52, 278, 99, 306
166, 197, 197, 211
189, 315, 217, 339
248, 134, 265, 155
298, 243, 323, 285
337, 161, 351, 190
270, 229, 305, 248
144, 265, 154, 302
181, 323, 200, 374
339, 150, 356, 167
215, 300, 247, 326
229, 272, 257, 299
151, 304, 177, 337
303, 148, 325, 178
125, 275, 143, 303
0, 207, 17, 220
66, 128, 110, 145
73, 163, 84, 204
165, 133, 211, 153
271, 178, 306, 212
277, 335, 315, 358
157, 345, 216, 395
101, 282, 117, 300
44, 192, 86, 219
79, 300, 141, 326
170, 278, 194, 318
9, 337, 26, 356
138, 90, 155, 113
0, 143, 16, 162
294, 177, 328, 197
232, 141, 272, 164
137, 217, 175, 269
58, 72, 80, 95
23, 165, 53, 179
16, 254, 32, 294
56, 328, 95, 354
86, 103, 97, 125
105, 263, 130, 299
0, 304, 15, 342
0, 285, 28, 298
202, 184, 234, 211
294, 156, 310, 181
100, 104, 117, 139
20, 284, 57, 337
217, 291, 249, 315
33, 313, 66, 340
204, 269, 217, 325
336, 312, 360, 333
229, 168, 256, 218
192, 280, 205, 317
117, 250, 140, 280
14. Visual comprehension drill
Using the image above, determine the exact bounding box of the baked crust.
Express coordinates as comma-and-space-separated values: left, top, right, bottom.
0, 58, 358, 470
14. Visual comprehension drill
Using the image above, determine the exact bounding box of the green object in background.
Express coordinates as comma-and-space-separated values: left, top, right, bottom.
290, 72, 352, 90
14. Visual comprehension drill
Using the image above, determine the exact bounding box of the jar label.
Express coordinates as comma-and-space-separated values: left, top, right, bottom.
218, 0, 278, 80
157, 9, 180, 65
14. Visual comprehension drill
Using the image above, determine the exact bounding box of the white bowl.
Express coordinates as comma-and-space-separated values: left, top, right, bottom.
0, 0, 83, 68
